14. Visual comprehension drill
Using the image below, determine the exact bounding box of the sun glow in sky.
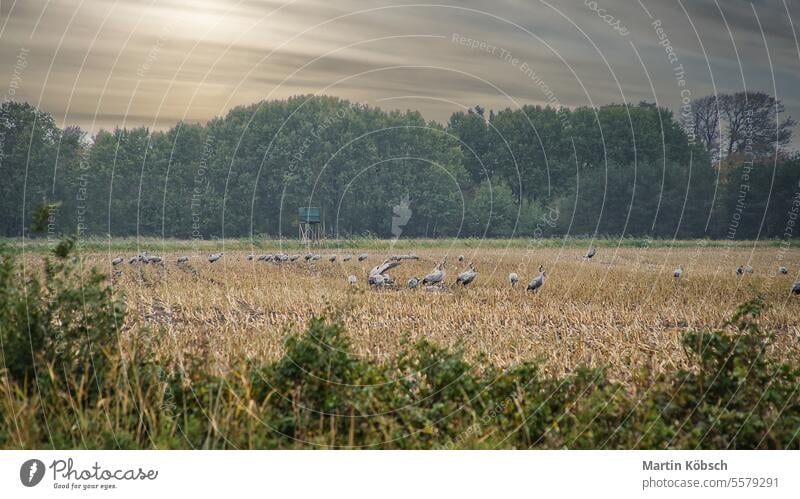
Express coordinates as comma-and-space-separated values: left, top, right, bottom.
1, 0, 798, 144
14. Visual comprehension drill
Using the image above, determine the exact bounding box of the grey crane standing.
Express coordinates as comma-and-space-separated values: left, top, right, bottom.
208, 252, 224, 263
509, 272, 519, 288
673, 265, 683, 278
527, 265, 546, 292
779, 266, 788, 275
585, 247, 596, 260
792, 282, 800, 295
111, 257, 123, 266
348, 275, 357, 286
422, 258, 446, 286
408, 276, 419, 289
358, 254, 369, 262
177, 256, 189, 264
456, 263, 477, 286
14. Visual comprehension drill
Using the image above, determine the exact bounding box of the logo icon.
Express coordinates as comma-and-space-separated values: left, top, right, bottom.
390, 193, 412, 249
20, 459, 45, 487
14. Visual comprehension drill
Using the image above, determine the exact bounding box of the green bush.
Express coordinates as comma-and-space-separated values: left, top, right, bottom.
0, 241, 123, 398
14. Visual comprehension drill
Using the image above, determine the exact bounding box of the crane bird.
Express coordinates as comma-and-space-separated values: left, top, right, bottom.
673, 265, 683, 278
310, 254, 321, 261
111, 257, 123, 266
304, 253, 313, 261
358, 254, 369, 262
329, 255, 337, 262
208, 252, 224, 263
370, 258, 401, 278
290, 254, 301, 262
736, 265, 753, 275
348, 275, 357, 286
458, 255, 465, 262
793, 282, 800, 295
128, 256, 138, 264
147, 255, 162, 264
585, 247, 596, 260
177, 256, 189, 264
422, 259, 446, 286
368, 273, 386, 287
343, 255, 352, 262
509, 272, 519, 288
391, 254, 419, 261
456, 263, 477, 286
408, 276, 419, 289
369, 259, 401, 287
247, 254, 255, 261
527, 265, 546, 292
779, 266, 788, 275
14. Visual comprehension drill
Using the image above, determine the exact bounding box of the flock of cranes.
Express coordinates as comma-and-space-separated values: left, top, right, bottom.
109, 247, 800, 294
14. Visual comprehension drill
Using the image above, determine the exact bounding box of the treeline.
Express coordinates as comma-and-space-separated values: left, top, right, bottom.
0, 93, 796, 239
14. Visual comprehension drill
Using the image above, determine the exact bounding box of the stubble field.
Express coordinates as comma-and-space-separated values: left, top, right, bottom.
46, 239, 800, 388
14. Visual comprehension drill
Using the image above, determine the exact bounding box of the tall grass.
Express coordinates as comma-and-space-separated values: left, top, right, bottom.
3, 235, 795, 255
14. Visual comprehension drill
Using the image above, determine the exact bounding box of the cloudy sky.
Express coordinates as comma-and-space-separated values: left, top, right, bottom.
1, 0, 798, 143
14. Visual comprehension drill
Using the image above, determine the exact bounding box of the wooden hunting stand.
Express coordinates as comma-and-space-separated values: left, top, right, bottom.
298, 207, 323, 246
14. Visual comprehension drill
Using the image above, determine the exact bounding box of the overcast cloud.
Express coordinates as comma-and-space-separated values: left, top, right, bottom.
1, 0, 798, 145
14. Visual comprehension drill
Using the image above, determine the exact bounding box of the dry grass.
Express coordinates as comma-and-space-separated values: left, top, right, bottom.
43, 244, 800, 387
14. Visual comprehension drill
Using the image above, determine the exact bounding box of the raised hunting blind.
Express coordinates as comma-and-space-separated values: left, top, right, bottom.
298, 206, 323, 245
